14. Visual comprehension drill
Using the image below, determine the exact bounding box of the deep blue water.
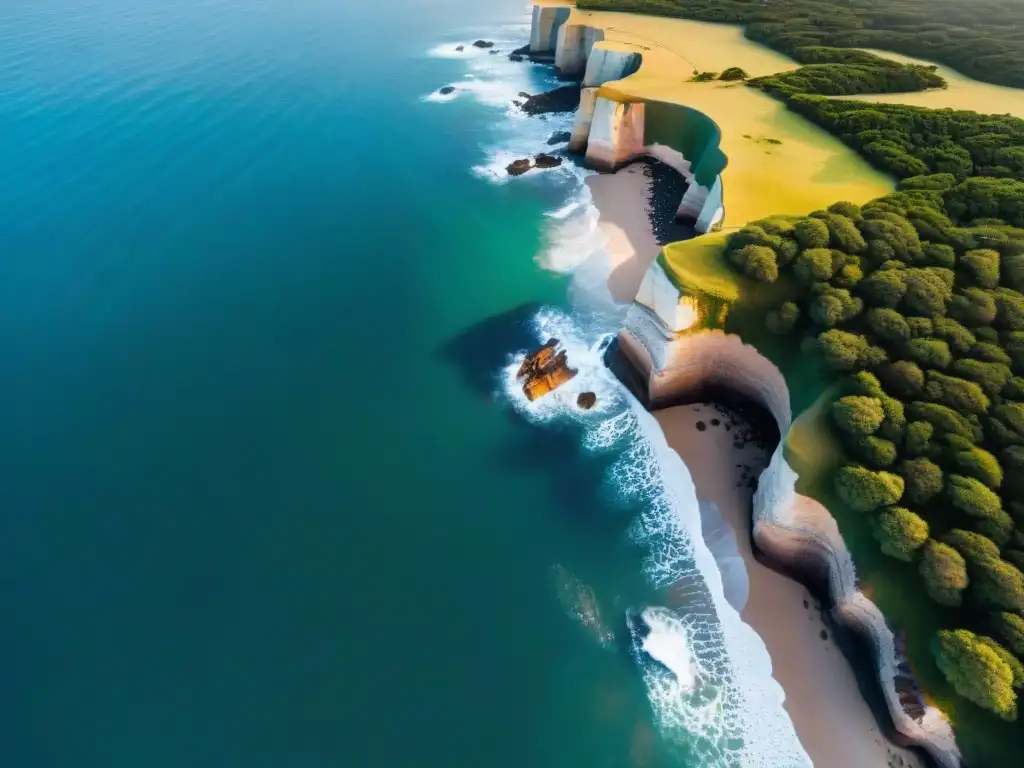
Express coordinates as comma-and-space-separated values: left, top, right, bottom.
0, 2, 678, 766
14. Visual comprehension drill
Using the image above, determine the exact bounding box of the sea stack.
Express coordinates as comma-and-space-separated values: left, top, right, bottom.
516, 339, 577, 401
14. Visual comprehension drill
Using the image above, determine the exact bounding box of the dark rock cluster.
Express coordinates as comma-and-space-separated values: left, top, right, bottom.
472, 40, 494, 48
506, 154, 564, 176
547, 131, 571, 145
577, 392, 597, 410
439, 86, 455, 95
640, 159, 697, 246
519, 85, 581, 115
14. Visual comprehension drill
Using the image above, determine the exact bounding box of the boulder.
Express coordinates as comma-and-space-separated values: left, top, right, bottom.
489, 50, 499, 55
512, 100, 523, 107
519, 91, 532, 99
508, 44, 530, 62
517, 339, 578, 401
520, 85, 582, 116
455, 45, 464, 52
547, 131, 571, 145
472, 40, 494, 48
439, 86, 456, 95
534, 153, 562, 169
506, 159, 533, 176
577, 392, 597, 410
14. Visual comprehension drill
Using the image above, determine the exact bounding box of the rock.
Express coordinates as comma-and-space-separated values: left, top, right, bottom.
439, 86, 456, 95
512, 100, 523, 107
455, 45, 464, 52
517, 339, 577, 401
472, 40, 494, 48
489, 50, 499, 55
508, 44, 530, 62
506, 159, 533, 176
509, 53, 524, 62
520, 85, 582, 116
519, 91, 532, 99
547, 131, 572, 145
577, 392, 597, 410
533, 153, 562, 169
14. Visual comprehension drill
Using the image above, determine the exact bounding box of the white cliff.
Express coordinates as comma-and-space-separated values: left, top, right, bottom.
530, 4, 571, 56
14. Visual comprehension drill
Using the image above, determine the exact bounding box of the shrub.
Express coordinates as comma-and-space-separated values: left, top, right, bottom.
794, 247, 835, 285
933, 317, 976, 356
794, 217, 831, 249
817, 330, 883, 371
993, 612, 1024, 657
973, 557, 1024, 613
905, 338, 952, 369
860, 269, 907, 308
833, 262, 864, 288
766, 301, 801, 334
933, 629, 1018, 721
1004, 376, 1024, 399
848, 371, 884, 398
905, 421, 938, 458
994, 289, 1024, 331
809, 287, 862, 326
877, 360, 925, 399
950, 288, 998, 326
951, 359, 1012, 398
718, 67, 748, 81
828, 201, 862, 221
960, 248, 1001, 289
951, 445, 1004, 489
899, 173, 957, 192
866, 307, 910, 343
920, 540, 968, 606
924, 371, 990, 414
872, 506, 929, 561
855, 435, 899, 467
825, 213, 868, 253
973, 341, 1013, 366
977, 636, 1024, 688
898, 457, 943, 505
729, 244, 779, 282
922, 242, 957, 269
906, 317, 934, 338
944, 529, 1002, 563
878, 396, 907, 441
995, 402, 1024, 437
831, 395, 884, 436
947, 475, 1011, 545
908, 401, 982, 442
835, 465, 904, 511
903, 267, 953, 316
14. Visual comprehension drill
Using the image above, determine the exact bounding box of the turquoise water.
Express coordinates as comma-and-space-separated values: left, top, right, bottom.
0, 2, 810, 766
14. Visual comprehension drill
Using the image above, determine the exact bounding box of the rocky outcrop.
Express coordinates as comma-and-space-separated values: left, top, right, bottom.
517, 339, 577, 401
534, 153, 562, 169
577, 392, 597, 410
472, 40, 494, 48
507, 159, 533, 176
547, 131, 572, 145
439, 86, 456, 95
613, 300, 962, 768
506, 155, 564, 176
520, 85, 582, 115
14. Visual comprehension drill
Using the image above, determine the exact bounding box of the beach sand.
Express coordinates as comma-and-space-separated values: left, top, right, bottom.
655, 403, 924, 768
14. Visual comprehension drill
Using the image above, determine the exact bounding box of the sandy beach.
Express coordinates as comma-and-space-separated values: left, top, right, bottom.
587, 168, 922, 767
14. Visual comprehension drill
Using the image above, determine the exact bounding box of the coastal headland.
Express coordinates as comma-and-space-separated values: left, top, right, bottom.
517, 1, 987, 765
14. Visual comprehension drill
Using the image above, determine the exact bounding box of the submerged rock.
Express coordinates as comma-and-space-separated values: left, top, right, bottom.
489, 50, 499, 55
547, 131, 571, 145
508, 44, 529, 62
455, 45, 464, 52
472, 40, 494, 48
439, 86, 456, 95
520, 85, 582, 116
534, 153, 562, 169
577, 392, 597, 410
517, 339, 577, 401
506, 159, 533, 176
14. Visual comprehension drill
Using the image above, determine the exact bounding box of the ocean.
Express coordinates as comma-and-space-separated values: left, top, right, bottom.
0, 1, 805, 765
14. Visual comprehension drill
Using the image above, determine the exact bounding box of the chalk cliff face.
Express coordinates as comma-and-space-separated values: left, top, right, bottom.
555, 23, 605, 77
615, 304, 962, 768
530, 5, 571, 56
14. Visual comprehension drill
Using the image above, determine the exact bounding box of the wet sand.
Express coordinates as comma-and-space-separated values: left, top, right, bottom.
655, 403, 924, 768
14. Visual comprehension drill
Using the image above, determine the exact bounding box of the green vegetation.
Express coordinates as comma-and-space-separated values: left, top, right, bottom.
750, 49, 945, 99
717, 67, 747, 82
934, 629, 1018, 720
576, 0, 1024, 89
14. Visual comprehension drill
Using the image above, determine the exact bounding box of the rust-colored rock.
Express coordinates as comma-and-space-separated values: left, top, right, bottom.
517, 338, 577, 401
534, 153, 562, 169
506, 158, 533, 176
577, 392, 597, 410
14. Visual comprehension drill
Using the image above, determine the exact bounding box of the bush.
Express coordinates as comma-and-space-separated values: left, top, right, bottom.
898, 457, 943, 505
718, 66, 748, 81
943, 529, 1002, 563
766, 301, 801, 334
951, 445, 1004, 489
906, 338, 953, 369
872, 506, 929, 561
973, 341, 1013, 366
809, 287, 862, 326
977, 636, 1024, 688
994, 289, 1024, 331
922, 242, 957, 268
903, 267, 953, 316
835, 464, 904, 511
729, 244, 779, 282
1004, 376, 1024, 399
828, 201, 862, 221
908, 401, 982, 442
947, 475, 1011, 545
878, 396, 907, 442
960, 248, 1001, 288
933, 317, 976, 356
794, 217, 831, 249
920, 540, 969, 606
847, 371, 884, 398
817, 330, 884, 371
866, 307, 911, 343
899, 173, 957, 192
973, 557, 1024, 613
951, 358, 1012, 398
794, 247, 835, 284
877, 360, 925, 399
950, 287, 998, 326
905, 421, 938, 458
993, 612, 1024, 657
933, 629, 1018, 721
831, 395, 884, 436
995, 402, 1024, 437
825, 213, 868, 253
924, 371, 991, 414
833, 262, 864, 288
906, 317, 934, 338
855, 435, 899, 467
860, 269, 907, 308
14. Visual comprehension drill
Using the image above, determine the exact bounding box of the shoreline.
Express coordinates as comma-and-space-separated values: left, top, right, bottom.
587, 167, 929, 767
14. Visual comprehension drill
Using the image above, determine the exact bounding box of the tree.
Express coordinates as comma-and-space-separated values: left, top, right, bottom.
794, 217, 831, 249
828, 201, 862, 221
950, 444, 1004, 489
866, 307, 911, 343
794, 247, 835, 285
943, 529, 1002, 563
905, 421, 938, 459
919, 540, 968, 606
933, 629, 1017, 720
877, 360, 924, 399
977, 636, 1024, 688
816, 330, 884, 371
908, 401, 982, 442
993, 612, 1024, 657
860, 268, 907, 308
933, 317, 976, 356
718, 66, 748, 81
766, 301, 801, 334
902, 267, 953, 316
949, 287, 998, 326
835, 464, 904, 511
923, 371, 990, 414
921, 242, 957, 269
995, 402, 1024, 438
729, 244, 779, 282
872, 506, 929, 561
898, 457, 943, 505
947, 475, 1012, 546
854, 435, 899, 467
831, 395, 884, 436
951, 358, 1012, 398
809, 287, 862, 327
878, 396, 907, 442
847, 371, 884, 398
973, 557, 1024, 613
960, 249, 1001, 289
905, 338, 952, 370
824, 213, 867, 253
